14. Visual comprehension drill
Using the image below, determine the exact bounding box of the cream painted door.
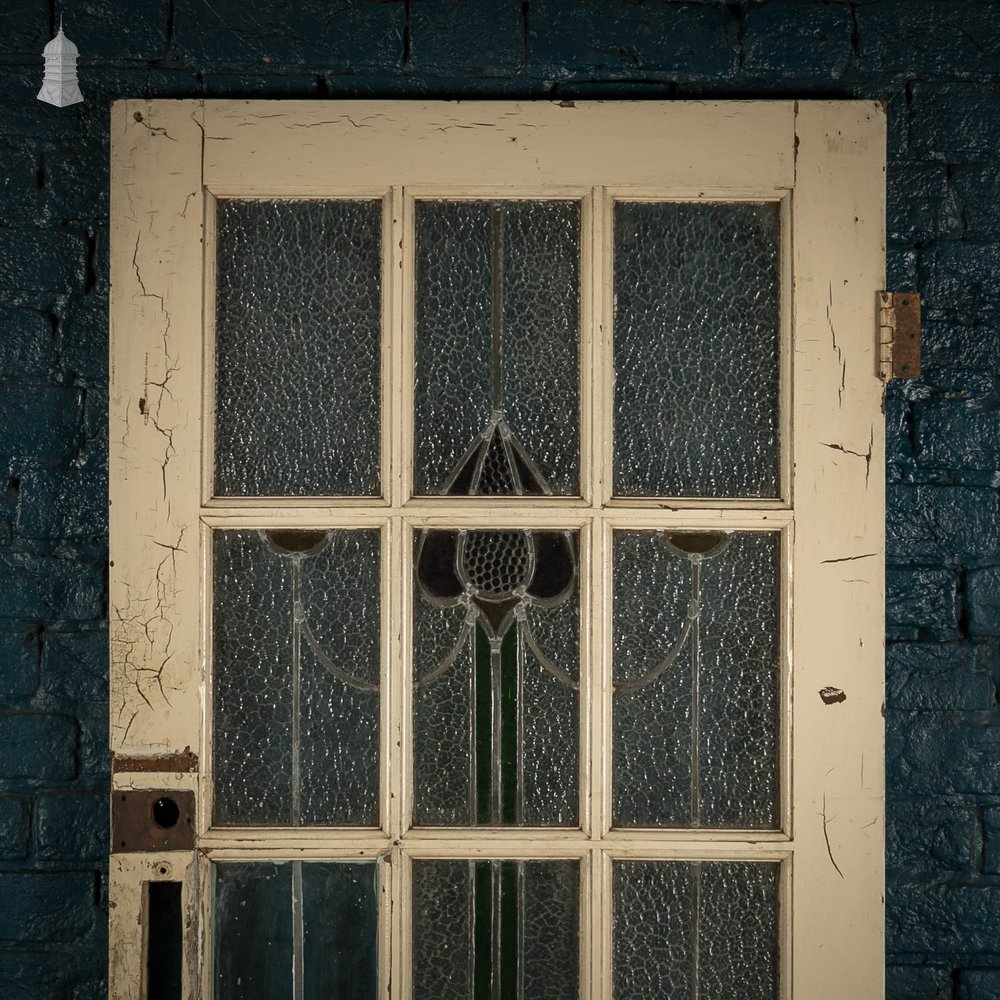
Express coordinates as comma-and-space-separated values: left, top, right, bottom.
108, 101, 885, 1000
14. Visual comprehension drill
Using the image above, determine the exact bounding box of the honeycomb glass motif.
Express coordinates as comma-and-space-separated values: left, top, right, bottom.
461, 531, 532, 596
414, 200, 581, 496
612, 530, 780, 829
214, 199, 382, 497
613, 860, 779, 1000
412, 859, 579, 1000
214, 861, 377, 1000
613, 201, 781, 498
212, 529, 380, 826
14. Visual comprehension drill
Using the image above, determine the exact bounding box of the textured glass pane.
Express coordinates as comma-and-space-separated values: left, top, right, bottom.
412, 528, 579, 826
613, 861, 779, 1000
613, 530, 779, 828
213, 529, 380, 826
414, 200, 580, 496
412, 859, 578, 1000
214, 861, 377, 1000
215, 199, 381, 497
613, 201, 780, 498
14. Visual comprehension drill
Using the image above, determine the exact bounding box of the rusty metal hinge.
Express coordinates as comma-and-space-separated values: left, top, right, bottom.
878, 291, 921, 380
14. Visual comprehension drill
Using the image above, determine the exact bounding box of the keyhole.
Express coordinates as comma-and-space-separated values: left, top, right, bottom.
152, 797, 180, 829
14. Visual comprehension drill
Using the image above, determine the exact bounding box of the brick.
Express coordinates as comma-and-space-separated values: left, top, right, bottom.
887, 712, 1000, 796
0, 385, 83, 461
0, 628, 40, 699
0, 795, 28, 859
528, 0, 735, 79
77, 716, 111, 786
0, 712, 77, 779
887, 642, 994, 712
90, 224, 108, 298
920, 242, 1000, 324
69, 0, 168, 61
41, 629, 107, 704
886, 243, 918, 292
0, 871, 94, 943
952, 165, 1000, 242
885, 390, 912, 464
172, 0, 405, 72
984, 808, 1000, 876
71, 980, 107, 1000
921, 317, 1000, 373
912, 83, 1000, 161
412, 0, 522, 74
0, 99, 89, 144
79, 386, 108, 475
859, 0, 1000, 78
201, 72, 322, 98
916, 401, 1000, 473
889, 881, 1000, 956
887, 485, 1000, 566
35, 792, 107, 861
0, 553, 103, 622
59, 297, 108, 384
0, 1, 50, 55
16, 468, 107, 540
886, 161, 957, 243
887, 567, 959, 640
887, 797, 981, 875
969, 567, 1000, 637
0, 953, 85, 1000
42, 150, 109, 221
886, 964, 953, 1000
0, 148, 39, 216
744, 1, 852, 79
959, 969, 1000, 1000
0, 308, 56, 379
0, 228, 87, 293
898, 368, 998, 404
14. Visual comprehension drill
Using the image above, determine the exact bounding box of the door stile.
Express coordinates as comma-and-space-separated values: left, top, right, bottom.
789, 101, 886, 1000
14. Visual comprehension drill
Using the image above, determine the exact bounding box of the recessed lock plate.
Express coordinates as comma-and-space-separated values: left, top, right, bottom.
112, 789, 195, 853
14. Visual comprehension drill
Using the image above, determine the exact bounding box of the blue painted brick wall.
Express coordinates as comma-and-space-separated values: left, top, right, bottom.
1, 1, 998, 996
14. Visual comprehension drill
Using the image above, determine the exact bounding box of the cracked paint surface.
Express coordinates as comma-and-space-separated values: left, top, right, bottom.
110, 102, 205, 758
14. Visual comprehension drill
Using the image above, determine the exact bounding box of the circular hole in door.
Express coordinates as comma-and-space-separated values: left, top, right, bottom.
152, 796, 180, 829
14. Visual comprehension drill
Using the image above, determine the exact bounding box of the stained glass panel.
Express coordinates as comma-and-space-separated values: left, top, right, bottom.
214, 861, 377, 1000
412, 859, 579, 1000
412, 528, 579, 826
212, 529, 380, 826
613, 530, 780, 829
414, 200, 580, 497
613, 860, 779, 1000
214, 199, 382, 497
613, 200, 781, 498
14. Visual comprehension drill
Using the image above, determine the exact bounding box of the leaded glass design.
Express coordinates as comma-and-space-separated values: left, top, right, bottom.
613, 530, 780, 828
412, 859, 579, 1000
414, 200, 580, 496
613, 200, 781, 498
212, 529, 380, 826
613, 860, 779, 1000
214, 861, 377, 1000
412, 528, 579, 826
214, 199, 382, 497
